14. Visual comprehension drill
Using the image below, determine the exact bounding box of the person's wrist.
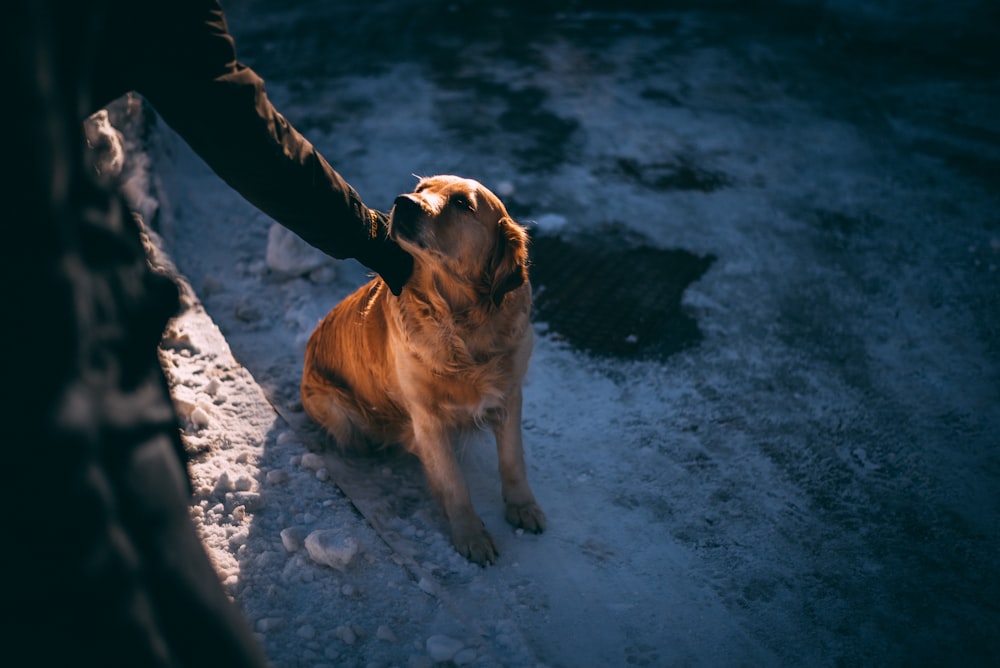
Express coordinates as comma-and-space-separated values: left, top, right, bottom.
374, 242, 414, 295
355, 210, 412, 295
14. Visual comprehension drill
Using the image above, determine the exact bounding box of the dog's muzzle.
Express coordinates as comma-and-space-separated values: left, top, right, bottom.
390, 194, 424, 241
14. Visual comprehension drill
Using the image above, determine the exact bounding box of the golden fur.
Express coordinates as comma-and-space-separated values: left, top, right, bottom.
301, 175, 545, 565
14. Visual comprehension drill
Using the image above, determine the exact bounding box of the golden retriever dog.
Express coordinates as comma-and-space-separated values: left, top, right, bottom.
301, 175, 545, 565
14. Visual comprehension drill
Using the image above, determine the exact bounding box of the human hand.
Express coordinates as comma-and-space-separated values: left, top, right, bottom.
359, 210, 413, 295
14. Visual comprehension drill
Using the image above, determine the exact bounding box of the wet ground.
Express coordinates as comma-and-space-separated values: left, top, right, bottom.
530, 226, 716, 360
162, 1, 1000, 665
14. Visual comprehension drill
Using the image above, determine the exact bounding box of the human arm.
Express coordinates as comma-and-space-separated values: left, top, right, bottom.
122, 1, 412, 292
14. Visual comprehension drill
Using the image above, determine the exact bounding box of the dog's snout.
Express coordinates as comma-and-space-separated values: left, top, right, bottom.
391, 194, 424, 240
393, 194, 422, 218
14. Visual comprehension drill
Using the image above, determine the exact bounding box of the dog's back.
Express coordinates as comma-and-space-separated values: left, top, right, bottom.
301, 279, 409, 449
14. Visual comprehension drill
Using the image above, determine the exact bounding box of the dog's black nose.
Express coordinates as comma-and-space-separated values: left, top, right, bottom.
391, 194, 423, 237
393, 194, 422, 216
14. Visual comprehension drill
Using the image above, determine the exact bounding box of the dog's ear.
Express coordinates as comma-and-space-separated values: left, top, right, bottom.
488, 216, 529, 307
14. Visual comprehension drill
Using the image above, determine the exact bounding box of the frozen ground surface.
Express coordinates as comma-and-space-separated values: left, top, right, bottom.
120, 1, 999, 666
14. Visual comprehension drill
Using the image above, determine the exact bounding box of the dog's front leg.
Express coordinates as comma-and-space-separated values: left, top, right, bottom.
408, 409, 499, 566
493, 386, 546, 533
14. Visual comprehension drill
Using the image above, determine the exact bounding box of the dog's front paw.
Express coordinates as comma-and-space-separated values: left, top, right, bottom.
505, 500, 546, 534
451, 524, 499, 566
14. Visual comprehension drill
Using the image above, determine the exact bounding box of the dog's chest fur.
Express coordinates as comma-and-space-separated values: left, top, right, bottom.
390, 285, 531, 423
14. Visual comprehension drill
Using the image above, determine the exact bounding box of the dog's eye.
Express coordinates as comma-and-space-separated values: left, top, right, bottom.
450, 194, 474, 211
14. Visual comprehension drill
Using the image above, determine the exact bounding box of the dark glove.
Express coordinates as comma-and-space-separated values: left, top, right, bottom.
355, 210, 413, 296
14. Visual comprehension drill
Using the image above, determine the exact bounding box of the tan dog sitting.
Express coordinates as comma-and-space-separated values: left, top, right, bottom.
301, 175, 545, 565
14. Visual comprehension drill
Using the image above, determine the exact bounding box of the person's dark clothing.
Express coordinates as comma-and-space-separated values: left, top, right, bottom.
93, 0, 412, 294
2, 1, 407, 665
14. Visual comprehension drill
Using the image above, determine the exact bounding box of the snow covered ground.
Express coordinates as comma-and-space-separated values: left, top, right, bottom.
108, 1, 998, 666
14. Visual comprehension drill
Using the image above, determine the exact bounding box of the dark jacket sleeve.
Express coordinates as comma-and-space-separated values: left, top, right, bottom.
114, 0, 411, 291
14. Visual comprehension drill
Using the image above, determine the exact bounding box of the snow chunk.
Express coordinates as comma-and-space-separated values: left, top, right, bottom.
335, 625, 357, 645
417, 577, 436, 596
426, 635, 465, 663
266, 469, 289, 485
304, 530, 358, 570
228, 529, 249, 549
494, 180, 515, 197
266, 223, 334, 277
212, 472, 233, 496
280, 527, 303, 552
83, 109, 125, 179
228, 491, 263, 512
202, 378, 222, 396
300, 452, 325, 471
190, 405, 211, 430
453, 648, 478, 666
256, 617, 284, 633
534, 212, 567, 231
376, 625, 397, 643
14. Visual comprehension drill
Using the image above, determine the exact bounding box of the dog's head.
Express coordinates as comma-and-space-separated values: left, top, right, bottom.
389, 175, 529, 307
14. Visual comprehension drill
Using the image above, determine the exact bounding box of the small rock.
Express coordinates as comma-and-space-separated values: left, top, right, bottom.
301, 452, 325, 471
234, 475, 254, 492
376, 625, 397, 643
426, 635, 464, 663
453, 648, 478, 666
234, 301, 262, 323
256, 617, 284, 633
279, 431, 300, 447
297, 624, 316, 640
304, 530, 358, 571
201, 275, 225, 296
335, 625, 357, 645
495, 180, 515, 197
229, 491, 263, 512
266, 469, 289, 484
407, 657, 433, 668
280, 527, 303, 552
536, 212, 567, 231
417, 578, 436, 596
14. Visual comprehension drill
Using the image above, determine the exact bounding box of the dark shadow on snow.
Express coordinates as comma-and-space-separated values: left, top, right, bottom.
528, 223, 715, 361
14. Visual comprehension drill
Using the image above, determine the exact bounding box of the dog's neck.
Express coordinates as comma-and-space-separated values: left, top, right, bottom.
404, 264, 488, 318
